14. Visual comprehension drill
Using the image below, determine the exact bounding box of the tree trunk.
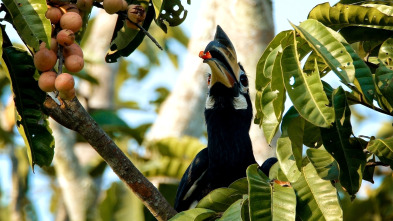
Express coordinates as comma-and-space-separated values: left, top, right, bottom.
148, 0, 276, 164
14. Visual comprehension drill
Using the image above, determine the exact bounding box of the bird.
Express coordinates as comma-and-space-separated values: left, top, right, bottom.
174, 25, 277, 212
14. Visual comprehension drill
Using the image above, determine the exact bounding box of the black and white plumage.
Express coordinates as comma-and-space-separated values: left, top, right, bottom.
174, 26, 276, 212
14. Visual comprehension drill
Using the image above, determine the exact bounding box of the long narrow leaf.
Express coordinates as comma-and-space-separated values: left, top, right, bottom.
247, 164, 272, 221
169, 208, 217, 221
276, 137, 301, 182
308, 3, 393, 31
306, 147, 339, 180
281, 43, 334, 128
320, 87, 366, 195
3, 0, 51, 50
375, 62, 393, 106
292, 162, 343, 221
1, 45, 54, 169
272, 182, 296, 221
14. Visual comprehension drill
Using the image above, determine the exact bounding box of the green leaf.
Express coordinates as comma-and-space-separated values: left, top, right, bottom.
217, 199, 243, 221
281, 43, 335, 128
247, 164, 272, 221
169, 208, 217, 221
196, 188, 243, 213
272, 182, 296, 221
276, 137, 301, 182
303, 51, 330, 77
375, 62, 393, 107
3, 0, 51, 50
1, 46, 54, 169
367, 137, 393, 168
292, 161, 343, 221
106, 2, 153, 63
141, 155, 190, 179
152, 0, 189, 33
308, 3, 393, 31
228, 178, 248, 195
320, 87, 366, 195
294, 19, 355, 84
306, 147, 339, 180
378, 37, 393, 69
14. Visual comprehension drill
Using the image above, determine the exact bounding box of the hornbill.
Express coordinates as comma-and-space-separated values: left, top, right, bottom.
174, 26, 277, 212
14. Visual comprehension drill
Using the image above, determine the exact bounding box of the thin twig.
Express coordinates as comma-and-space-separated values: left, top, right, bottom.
92, 2, 163, 50
347, 96, 393, 117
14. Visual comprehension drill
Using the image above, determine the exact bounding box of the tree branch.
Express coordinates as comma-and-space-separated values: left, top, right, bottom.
366, 161, 389, 167
43, 96, 177, 221
347, 96, 393, 117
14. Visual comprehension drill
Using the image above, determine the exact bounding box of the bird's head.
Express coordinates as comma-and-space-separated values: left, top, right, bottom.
200, 25, 251, 113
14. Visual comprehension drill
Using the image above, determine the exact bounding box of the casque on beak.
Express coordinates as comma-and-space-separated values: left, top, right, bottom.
199, 25, 241, 89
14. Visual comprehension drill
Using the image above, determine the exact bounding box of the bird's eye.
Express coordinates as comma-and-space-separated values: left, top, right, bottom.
207, 73, 211, 86
240, 74, 248, 87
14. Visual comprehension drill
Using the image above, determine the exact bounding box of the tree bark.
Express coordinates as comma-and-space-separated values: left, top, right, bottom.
148, 0, 276, 163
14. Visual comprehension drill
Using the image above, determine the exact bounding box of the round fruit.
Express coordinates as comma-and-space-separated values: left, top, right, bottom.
59, 88, 76, 100
76, 0, 93, 11
60, 12, 83, 33
64, 55, 84, 73
63, 43, 83, 58
56, 29, 75, 46
121, 0, 128, 11
50, 38, 58, 53
127, 4, 146, 24
55, 73, 75, 92
34, 48, 57, 72
45, 7, 62, 24
38, 71, 57, 92
103, 0, 123, 14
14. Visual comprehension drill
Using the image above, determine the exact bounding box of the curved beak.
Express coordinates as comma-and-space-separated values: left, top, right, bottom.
199, 25, 240, 89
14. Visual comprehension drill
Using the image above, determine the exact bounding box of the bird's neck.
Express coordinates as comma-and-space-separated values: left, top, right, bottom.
204, 105, 255, 181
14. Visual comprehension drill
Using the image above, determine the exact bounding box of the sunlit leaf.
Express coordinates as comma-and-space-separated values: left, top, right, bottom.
247, 164, 272, 221
1, 44, 54, 169
308, 3, 393, 31
292, 161, 343, 221
228, 178, 248, 195
276, 137, 301, 182
281, 43, 334, 128
147, 136, 205, 160
367, 137, 393, 168
217, 199, 243, 221
320, 87, 366, 195
272, 182, 296, 221
196, 188, 243, 213
293, 19, 355, 84
375, 62, 393, 107
3, 0, 51, 50
307, 147, 339, 180
169, 208, 217, 221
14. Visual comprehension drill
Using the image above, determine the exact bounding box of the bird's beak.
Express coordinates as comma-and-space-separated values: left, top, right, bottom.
199, 25, 240, 89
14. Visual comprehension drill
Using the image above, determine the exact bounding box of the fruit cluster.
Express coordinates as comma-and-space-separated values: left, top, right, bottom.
35, 1, 90, 100
35, 0, 146, 100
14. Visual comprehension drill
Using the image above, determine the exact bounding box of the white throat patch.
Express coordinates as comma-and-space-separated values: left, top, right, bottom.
205, 94, 248, 110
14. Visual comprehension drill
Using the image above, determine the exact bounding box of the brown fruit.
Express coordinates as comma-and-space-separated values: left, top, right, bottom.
103, 0, 123, 14
127, 4, 146, 24
121, 0, 128, 11
60, 12, 83, 33
38, 71, 57, 92
45, 7, 62, 24
63, 43, 83, 58
56, 29, 75, 46
64, 55, 84, 73
59, 88, 76, 100
76, 0, 93, 11
55, 73, 75, 92
50, 38, 58, 53
34, 48, 57, 72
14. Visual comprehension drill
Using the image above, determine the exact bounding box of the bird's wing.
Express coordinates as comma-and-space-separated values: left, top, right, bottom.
174, 147, 209, 212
